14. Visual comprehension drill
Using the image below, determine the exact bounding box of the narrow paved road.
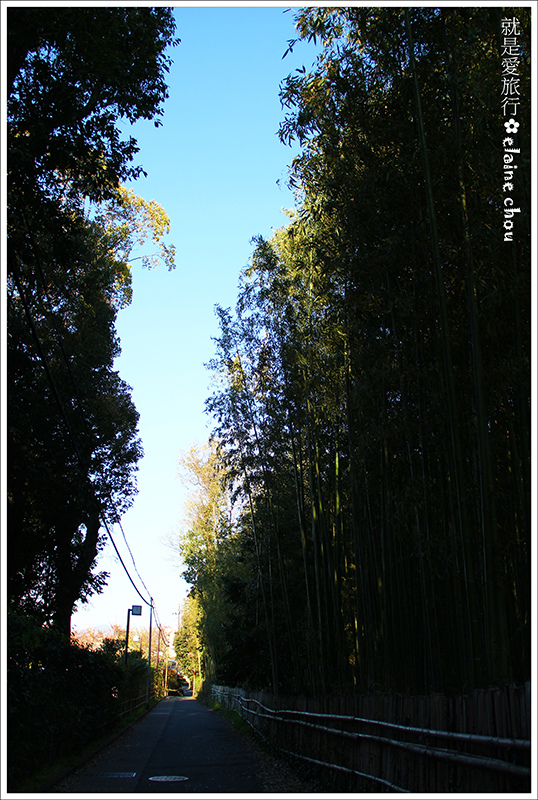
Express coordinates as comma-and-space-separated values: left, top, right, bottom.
56, 694, 266, 793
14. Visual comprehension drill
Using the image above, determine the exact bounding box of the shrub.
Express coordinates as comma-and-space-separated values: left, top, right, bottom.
7, 612, 144, 790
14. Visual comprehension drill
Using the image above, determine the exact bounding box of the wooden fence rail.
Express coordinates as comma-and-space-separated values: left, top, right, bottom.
212, 684, 531, 793
96, 688, 157, 735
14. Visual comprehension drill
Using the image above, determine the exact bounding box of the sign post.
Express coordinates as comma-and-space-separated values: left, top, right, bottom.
146, 598, 153, 708
124, 605, 142, 665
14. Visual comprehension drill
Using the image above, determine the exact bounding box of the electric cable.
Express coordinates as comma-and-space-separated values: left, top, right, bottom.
11, 201, 179, 646
102, 518, 151, 606
21, 208, 92, 432
10, 256, 87, 470
9, 252, 163, 620
116, 517, 153, 601
19, 217, 157, 613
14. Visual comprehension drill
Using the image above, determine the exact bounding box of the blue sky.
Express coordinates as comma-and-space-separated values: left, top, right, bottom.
71, 5, 321, 644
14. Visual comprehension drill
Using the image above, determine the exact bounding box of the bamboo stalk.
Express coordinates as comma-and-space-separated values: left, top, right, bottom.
404, 8, 481, 689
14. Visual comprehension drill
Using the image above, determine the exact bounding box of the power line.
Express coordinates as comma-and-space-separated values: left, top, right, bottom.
102, 519, 151, 607
10, 257, 87, 469
12, 222, 155, 609
9, 251, 164, 623
21, 208, 92, 431
116, 517, 153, 601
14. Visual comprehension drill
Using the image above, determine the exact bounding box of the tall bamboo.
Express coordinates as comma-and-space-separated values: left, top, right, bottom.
404, 8, 481, 689
443, 11, 511, 683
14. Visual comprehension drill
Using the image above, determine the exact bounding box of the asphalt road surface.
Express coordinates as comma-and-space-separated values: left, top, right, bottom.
56, 694, 266, 793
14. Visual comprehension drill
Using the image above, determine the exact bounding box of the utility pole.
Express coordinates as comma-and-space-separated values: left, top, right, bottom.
146, 598, 153, 709
124, 605, 142, 666
125, 607, 131, 666
164, 651, 169, 695
156, 629, 161, 695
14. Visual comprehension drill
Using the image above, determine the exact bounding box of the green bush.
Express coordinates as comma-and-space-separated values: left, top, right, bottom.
7, 612, 146, 790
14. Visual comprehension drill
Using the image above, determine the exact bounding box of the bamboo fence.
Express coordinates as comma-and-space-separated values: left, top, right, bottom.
212, 683, 531, 793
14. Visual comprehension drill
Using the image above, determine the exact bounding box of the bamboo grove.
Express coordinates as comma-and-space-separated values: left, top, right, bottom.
179, 8, 531, 697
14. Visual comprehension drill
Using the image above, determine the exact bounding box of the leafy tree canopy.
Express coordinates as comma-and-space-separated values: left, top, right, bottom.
7, 7, 179, 637
8, 6, 179, 205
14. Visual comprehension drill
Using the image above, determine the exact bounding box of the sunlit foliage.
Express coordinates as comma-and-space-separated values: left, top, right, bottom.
187, 7, 530, 696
